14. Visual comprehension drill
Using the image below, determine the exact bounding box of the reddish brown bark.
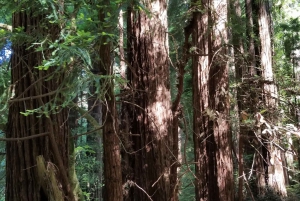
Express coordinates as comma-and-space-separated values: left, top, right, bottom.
101, 41, 123, 200
191, 1, 211, 200
257, 0, 286, 195
125, 1, 173, 200
192, 0, 234, 200
99, 4, 123, 201
6, 8, 73, 201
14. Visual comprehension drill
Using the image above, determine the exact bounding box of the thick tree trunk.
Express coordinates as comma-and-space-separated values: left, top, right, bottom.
192, 0, 234, 200
6, 8, 74, 201
126, 0, 173, 200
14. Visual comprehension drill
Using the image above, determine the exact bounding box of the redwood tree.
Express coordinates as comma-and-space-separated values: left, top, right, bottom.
192, 0, 234, 200
99, 2, 123, 200
256, 0, 286, 195
6, 2, 74, 200
124, 0, 174, 200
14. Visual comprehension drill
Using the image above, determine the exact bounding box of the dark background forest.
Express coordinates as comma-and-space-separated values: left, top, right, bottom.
0, 0, 300, 200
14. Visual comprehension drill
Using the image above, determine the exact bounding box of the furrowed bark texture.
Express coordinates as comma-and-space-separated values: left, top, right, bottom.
192, 0, 234, 200
192, 0, 211, 199
126, 0, 173, 200
257, 0, 286, 196
6, 8, 73, 201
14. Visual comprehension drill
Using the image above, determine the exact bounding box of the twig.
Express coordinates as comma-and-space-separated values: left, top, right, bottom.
133, 181, 153, 201
0, 132, 49, 141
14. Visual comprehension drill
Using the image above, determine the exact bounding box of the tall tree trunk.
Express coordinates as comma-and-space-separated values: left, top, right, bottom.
100, 42, 123, 201
191, 0, 211, 199
210, 1, 234, 200
126, 0, 173, 200
230, 0, 246, 199
6, 6, 74, 201
98, 3, 123, 200
245, 0, 257, 76
257, 0, 286, 196
245, 0, 265, 196
192, 0, 234, 200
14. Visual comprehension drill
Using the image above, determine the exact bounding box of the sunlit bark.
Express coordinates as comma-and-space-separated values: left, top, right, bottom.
192, 0, 234, 200
191, 0, 210, 199
125, 0, 173, 200
211, 0, 234, 200
257, 0, 286, 195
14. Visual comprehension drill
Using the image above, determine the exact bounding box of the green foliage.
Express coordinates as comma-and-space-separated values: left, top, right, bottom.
1, 0, 300, 200
256, 189, 283, 201
286, 182, 300, 201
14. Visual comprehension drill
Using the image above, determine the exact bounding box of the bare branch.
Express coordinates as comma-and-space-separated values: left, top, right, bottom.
0, 132, 49, 141
8, 88, 68, 103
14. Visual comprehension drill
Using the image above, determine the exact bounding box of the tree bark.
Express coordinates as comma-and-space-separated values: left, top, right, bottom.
98, 3, 123, 200
191, 0, 211, 200
6, 6, 74, 201
192, 0, 234, 200
257, 0, 286, 196
125, 0, 173, 200
245, 0, 257, 76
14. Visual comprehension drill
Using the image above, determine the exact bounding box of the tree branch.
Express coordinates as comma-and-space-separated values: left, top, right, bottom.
8, 87, 67, 103
0, 132, 49, 141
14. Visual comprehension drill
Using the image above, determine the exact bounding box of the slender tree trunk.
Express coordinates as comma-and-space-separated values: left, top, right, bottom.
126, 0, 173, 200
69, 96, 84, 201
257, 0, 286, 196
100, 42, 123, 200
245, 0, 256, 76
98, 3, 123, 200
231, 0, 246, 199
191, 0, 211, 200
245, 0, 265, 196
86, 65, 103, 200
210, 1, 234, 200
6, 7, 74, 201
169, 8, 190, 200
